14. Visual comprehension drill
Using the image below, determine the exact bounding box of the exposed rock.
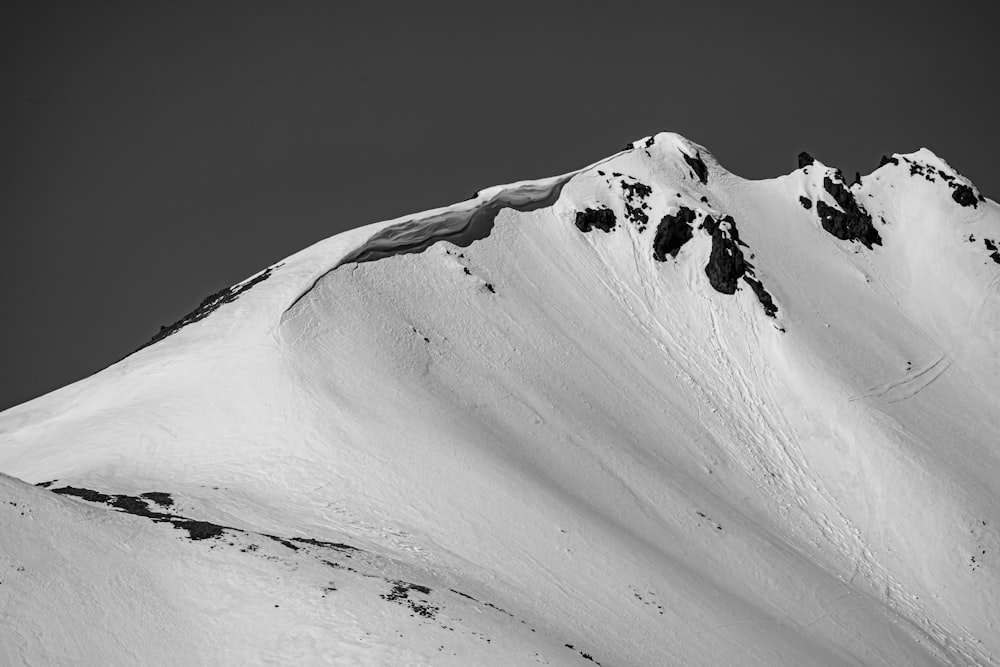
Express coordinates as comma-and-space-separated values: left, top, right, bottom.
701, 215, 719, 235
743, 276, 778, 317
51, 486, 228, 541
705, 221, 747, 294
682, 151, 709, 184
620, 179, 653, 230
620, 180, 652, 200
798, 152, 815, 169
952, 184, 978, 208
799, 196, 812, 210
816, 176, 882, 248
652, 207, 697, 261
625, 204, 649, 228
575, 208, 616, 233
879, 154, 899, 167
136, 267, 274, 353
985, 239, 1000, 264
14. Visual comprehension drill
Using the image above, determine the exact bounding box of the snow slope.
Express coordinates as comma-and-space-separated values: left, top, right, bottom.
2, 132, 999, 666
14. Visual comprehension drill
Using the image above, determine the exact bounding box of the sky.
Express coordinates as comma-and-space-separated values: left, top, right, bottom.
2, 0, 999, 411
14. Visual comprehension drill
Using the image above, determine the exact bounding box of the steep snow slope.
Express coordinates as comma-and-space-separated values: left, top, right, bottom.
2, 133, 999, 666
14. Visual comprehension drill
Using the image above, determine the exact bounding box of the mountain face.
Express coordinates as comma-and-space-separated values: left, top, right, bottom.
2, 132, 999, 666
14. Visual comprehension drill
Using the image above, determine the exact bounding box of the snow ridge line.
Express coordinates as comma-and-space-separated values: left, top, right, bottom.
280, 151, 630, 319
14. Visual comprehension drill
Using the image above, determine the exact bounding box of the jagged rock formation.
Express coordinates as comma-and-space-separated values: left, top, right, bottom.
704, 216, 747, 294
815, 174, 882, 248
682, 150, 709, 184
652, 207, 696, 260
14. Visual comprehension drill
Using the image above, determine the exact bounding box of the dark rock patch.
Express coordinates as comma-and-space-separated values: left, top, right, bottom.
701, 215, 719, 235
136, 267, 274, 353
564, 645, 602, 665
172, 519, 227, 541
652, 207, 696, 261
903, 156, 982, 206
799, 196, 812, 210
621, 180, 652, 200
644, 136, 656, 148
952, 184, 978, 208
291, 537, 358, 552
52, 486, 113, 504
985, 239, 1000, 264
705, 221, 747, 294
619, 179, 653, 231
381, 580, 439, 619
907, 160, 926, 177
682, 150, 709, 184
35, 481, 55, 488
267, 535, 301, 550
52, 485, 232, 542
798, 152, 815, 169
700, 215, 778, 317
879, 154, 899, 168
574, 208, 616, 233
743, 276, 778, 317
816, 176, 882, 248
50, 485, 369, 557
140, 492, 174, 508
111, 495, 159, 517
625, 204, 648, 228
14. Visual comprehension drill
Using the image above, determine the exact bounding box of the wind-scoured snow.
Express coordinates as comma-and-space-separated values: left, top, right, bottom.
1, 132, 999, 666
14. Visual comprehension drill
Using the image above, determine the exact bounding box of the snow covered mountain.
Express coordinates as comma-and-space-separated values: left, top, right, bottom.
2, 132, 999, 666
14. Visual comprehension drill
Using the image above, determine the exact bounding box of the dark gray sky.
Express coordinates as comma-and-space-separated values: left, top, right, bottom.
3, 1, 999, 410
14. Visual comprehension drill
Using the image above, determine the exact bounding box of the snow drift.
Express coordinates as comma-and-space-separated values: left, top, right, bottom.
2, 132, 999, 666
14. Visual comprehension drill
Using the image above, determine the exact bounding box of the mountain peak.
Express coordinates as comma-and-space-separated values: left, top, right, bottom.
2, 132, 999, 666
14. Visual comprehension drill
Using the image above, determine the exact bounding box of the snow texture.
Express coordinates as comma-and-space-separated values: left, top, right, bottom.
2, 132, 999, 666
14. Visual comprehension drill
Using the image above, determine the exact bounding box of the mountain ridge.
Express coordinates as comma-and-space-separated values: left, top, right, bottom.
2, 131, 998, 666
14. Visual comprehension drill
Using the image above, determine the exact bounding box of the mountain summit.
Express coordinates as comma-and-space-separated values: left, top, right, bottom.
2, 132, 998, 666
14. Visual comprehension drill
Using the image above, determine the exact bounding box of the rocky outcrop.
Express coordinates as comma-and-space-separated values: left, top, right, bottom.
652, 207, 696, 261
799, 196, 812, 210
900, 155, 982, 208
743, 276, 778, 317
705, 219, 747, 294
682, 151, 709, 184
701, 215, 779, 317
985, 239, 1000, 264
136, 267, 275, 353
952, 184, 978, 208
815, 175, 882, 248
575, 208, 617, 233
620, 179, 653, 230
798, 152, 815, 169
